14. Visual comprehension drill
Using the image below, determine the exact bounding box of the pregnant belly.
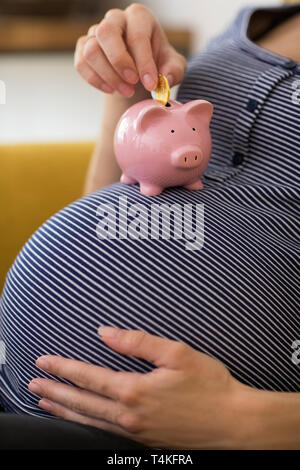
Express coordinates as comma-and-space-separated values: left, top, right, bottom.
0, 181, 298, 415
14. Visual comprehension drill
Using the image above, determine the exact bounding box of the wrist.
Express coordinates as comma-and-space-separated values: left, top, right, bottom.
229, 381, 300, 449
227, 380, 264, 449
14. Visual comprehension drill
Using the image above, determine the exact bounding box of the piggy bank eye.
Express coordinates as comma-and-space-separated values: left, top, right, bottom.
171, 129, 175, 133
192, 128, 196, 131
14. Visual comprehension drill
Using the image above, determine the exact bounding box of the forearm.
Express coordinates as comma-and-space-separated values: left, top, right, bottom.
84, 82, 150, 195
232, 382, 300, 449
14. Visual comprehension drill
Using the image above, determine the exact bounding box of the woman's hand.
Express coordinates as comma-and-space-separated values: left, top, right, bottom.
74, 3, 187, 97
28, 327, 243, 449
28, 327, 300, 449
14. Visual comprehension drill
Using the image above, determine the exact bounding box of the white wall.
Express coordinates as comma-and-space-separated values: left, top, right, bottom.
143, 0, 280, 54
0, 0, 280, 143
0, 53, 104, 143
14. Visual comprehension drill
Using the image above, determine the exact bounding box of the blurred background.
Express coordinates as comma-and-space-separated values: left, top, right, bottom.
0, 0, 296, 289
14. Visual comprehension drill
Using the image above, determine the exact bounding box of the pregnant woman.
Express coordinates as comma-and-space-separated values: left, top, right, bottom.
0, 3, 299, 449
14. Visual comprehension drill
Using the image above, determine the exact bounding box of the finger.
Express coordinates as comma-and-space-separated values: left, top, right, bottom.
37, 398, 137, 439
87, 24, 98, 37
125, 5, 158, 91
99, 327, 193, 369
35, 355, 141, 400
95, 10, 139, 85
74, 36, 114, 93
82, 37, 135, 97
158, 49, 187, 88
28, 378, 123, 424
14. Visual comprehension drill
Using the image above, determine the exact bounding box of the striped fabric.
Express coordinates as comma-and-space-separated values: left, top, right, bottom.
0, 5, 299, 416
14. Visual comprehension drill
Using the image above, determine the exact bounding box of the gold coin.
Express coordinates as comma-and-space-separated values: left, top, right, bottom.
151, 74, 170, 106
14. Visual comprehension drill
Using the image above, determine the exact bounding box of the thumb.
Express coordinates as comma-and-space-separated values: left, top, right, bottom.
98, 326, 191, 369
158, 48, 187, 88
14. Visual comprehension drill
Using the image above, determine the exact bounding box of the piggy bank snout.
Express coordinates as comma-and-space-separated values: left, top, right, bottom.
171, 145, 203, 169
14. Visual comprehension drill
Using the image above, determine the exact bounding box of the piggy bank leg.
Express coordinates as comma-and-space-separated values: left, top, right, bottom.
184, 179, 204, 191
120, 174, 137, 185
139, 183, 163, 196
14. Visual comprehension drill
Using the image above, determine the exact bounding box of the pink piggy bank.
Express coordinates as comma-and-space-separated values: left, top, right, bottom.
114, 98, 213, 196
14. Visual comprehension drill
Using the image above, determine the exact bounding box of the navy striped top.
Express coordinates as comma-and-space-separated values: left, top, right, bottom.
0, 4, 299, 416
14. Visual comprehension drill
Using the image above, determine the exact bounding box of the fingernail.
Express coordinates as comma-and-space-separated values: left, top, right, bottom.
166, 74, 174, 87
39, 398, 53, 411
118, 83, 134, 97
123, 68, 138, 84
29, 380, 42, 394
98, 326, 119, 338
36, 356, 50, 370
101, 83, 114, 93
143, 73, 156, 91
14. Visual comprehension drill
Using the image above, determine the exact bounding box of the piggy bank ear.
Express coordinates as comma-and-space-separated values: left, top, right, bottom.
183, 99, 213, 126
135, 105, 169, 133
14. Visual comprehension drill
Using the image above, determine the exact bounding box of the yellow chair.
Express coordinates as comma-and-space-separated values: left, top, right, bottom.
0, 142, 94, 291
